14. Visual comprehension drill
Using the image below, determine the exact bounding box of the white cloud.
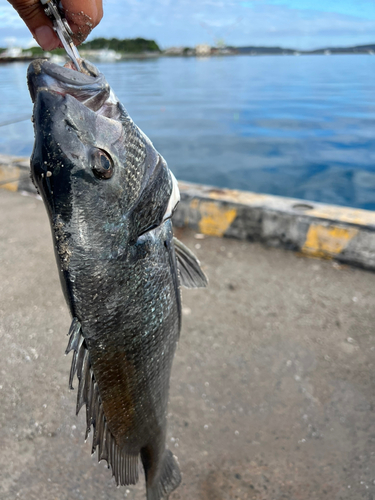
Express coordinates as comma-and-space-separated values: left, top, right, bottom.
4, 36, 17, 47
0, 5, 24, 28
26, 37, 38, 48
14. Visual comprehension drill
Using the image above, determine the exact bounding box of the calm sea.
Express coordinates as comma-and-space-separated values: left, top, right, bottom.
1, 54, 375, 209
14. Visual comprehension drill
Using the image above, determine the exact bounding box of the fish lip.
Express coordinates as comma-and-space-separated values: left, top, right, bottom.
29, 58, 100, 89
27, 58, 110, 111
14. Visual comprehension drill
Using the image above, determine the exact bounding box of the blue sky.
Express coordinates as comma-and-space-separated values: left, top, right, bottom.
1, 0, 375, 49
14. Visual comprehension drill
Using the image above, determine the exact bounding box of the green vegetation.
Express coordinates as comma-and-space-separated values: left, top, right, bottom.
22, 46, 43, 56
80, 37, 160, 53
19, 38, 159, 57
22, 46, 66, 56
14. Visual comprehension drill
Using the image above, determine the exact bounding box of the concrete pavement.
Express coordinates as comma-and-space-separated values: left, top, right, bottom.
1, 188, 375, 500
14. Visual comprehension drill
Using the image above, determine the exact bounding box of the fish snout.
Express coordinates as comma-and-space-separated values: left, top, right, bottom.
30, 90, 89, 208
27, 59, 110, 111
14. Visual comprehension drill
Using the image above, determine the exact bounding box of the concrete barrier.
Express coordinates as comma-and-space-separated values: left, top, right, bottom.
2, 154, 375, 271
0, 154, 35, 194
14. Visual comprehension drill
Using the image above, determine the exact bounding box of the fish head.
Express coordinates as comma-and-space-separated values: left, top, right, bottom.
27, 59, 178, 262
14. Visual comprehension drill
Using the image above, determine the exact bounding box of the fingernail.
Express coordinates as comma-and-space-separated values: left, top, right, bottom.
34, 26, 59, 51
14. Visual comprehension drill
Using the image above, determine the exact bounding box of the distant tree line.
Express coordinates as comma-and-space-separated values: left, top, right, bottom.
20, 38, 160, 56
22, 46, 60, 55
81, 37, 160, 53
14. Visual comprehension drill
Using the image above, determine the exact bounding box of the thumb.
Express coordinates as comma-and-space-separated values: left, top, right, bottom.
62, 0, 103, 45
8, 0, 60, 50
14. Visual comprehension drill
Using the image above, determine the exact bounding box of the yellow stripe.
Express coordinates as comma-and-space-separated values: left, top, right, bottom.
0, 166, 20, 192
179, 181, 375, 227
302, 224, 358, 258
190, 200, 237, 237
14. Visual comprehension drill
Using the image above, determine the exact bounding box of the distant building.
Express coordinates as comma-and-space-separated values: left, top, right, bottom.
211, 47, 237, 56
195, 44, 211, 56
1, 47, 22, 58
80, 49, 121, 62
164, 47, 185, 56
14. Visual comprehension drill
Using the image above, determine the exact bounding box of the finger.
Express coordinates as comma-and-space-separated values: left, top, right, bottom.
62, 0, 103, 45
8, 0, 60, 50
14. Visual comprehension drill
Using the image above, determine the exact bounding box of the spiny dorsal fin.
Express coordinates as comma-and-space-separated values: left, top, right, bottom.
173, 237, 208, 288
65, 318, 139, 486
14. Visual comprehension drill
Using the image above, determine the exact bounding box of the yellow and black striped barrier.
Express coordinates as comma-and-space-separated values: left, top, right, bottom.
173, 182, 375, 271
0, 155, 33, 193
2, 155, 375, 271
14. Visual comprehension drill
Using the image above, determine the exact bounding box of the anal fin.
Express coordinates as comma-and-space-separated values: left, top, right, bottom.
65, 317, 139, 486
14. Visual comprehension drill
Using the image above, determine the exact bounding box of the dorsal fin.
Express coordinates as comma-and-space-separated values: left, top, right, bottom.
173, 237, 208, 288
65, 318, 139, 486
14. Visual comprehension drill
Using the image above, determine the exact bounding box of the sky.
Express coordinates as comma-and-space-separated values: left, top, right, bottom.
1, 0, 375, 50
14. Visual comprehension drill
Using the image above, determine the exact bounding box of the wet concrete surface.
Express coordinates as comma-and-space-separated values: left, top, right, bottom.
0, 188, 375, 500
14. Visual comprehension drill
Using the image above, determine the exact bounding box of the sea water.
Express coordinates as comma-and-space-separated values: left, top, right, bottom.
1, 54, 375, 209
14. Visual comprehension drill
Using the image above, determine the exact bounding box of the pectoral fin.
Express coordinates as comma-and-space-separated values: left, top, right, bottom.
173, 237, 208, 288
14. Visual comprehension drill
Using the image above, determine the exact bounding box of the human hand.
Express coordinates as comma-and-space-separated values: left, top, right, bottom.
7, 0, 103, 51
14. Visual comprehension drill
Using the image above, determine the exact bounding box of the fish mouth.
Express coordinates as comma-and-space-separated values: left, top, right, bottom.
27, 59, 117, 116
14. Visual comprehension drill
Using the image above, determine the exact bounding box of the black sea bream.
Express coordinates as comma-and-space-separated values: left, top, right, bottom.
27, 59, 207, 500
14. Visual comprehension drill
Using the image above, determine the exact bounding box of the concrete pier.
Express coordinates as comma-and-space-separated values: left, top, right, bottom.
0, 188, 374, 499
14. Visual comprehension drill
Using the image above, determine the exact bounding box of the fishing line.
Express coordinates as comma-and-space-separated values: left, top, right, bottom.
0, 115, 31, 127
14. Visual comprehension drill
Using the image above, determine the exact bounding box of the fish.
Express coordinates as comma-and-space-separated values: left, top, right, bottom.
27, 58, 207, 500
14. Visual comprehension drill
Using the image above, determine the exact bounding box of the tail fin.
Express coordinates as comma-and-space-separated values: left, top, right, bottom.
145, 449, 181, 500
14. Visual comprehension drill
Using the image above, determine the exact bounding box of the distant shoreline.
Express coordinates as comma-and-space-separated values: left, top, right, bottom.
1, 42, 375, 64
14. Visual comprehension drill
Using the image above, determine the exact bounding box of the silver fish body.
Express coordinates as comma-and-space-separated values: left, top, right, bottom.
27, 59, 207, 500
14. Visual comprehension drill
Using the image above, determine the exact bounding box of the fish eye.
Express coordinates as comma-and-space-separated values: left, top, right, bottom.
91, 149, 114, 180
